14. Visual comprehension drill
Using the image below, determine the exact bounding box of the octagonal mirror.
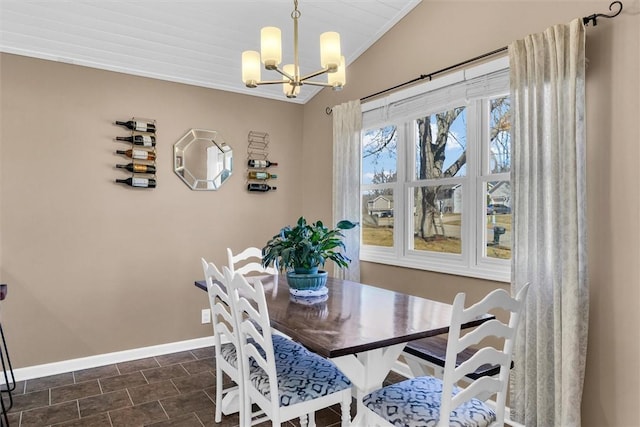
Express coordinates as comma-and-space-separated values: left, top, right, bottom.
174, 129, 233, 190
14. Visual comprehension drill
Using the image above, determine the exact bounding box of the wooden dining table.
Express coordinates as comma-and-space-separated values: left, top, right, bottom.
194, 274, 490, 426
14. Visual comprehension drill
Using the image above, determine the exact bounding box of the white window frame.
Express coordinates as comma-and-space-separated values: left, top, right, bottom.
360, 57, 511, 282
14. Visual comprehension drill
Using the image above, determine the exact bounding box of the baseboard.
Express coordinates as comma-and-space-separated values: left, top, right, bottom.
3, 336, 215, 384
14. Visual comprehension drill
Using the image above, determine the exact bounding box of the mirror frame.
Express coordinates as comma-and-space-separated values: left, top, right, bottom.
173, 128, 233, 191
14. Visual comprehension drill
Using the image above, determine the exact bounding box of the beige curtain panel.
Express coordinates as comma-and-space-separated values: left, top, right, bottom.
509, 18, 588, 427
332, 99, 362, 281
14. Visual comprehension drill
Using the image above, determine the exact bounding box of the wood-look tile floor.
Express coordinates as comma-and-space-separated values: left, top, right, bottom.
4, 346, 408, 427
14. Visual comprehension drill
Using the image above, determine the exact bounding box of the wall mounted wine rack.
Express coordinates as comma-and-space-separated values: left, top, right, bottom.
114, 117, 157, 189
247, 130, 278, 193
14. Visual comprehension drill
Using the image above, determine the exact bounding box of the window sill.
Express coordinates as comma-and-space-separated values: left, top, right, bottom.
360, 252, 511, 283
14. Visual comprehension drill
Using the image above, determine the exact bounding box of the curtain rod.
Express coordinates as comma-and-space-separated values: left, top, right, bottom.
360, 45, 507, 103
326, 1, 623, 115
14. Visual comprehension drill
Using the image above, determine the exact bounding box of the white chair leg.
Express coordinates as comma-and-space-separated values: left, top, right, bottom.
215, 369, 223, 422
299, 414, 308, 427
241, 393, 252, 427
308, 412, 316, 427
341, 392, 351, 426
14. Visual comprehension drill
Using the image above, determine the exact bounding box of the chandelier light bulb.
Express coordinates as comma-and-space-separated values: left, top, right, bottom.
242, 51, 261, 87
283, 64, 300, 98
328, 55, 346, 89
320, 32, 341, 71
261, 27, 282, 70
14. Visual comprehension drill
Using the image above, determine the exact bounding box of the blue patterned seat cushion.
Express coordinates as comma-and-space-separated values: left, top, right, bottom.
363, 376, 496, 427
247, 339, 351, 407
219, 342, 240, 368
219, 335, 291, 369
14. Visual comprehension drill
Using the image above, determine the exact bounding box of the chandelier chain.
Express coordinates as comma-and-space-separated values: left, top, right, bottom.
292, 0, 301, 19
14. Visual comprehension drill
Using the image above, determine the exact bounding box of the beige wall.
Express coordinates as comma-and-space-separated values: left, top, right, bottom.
1, 0, 639, 425
0, 54, 305, 366
304, 1, 640, 426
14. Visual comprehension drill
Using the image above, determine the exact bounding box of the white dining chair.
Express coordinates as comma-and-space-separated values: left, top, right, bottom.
201, 258, 291, 425
363, 283, 530, 427
224, 268, 352, 427
227, 246, 278, 277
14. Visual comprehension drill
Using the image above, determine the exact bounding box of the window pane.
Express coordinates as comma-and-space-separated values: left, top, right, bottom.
415, 107, 467, 180
489, 97, 511, 174
412, 185, 462, 254
486, 181, 511, 259
362, 125, 397, 185
362, 189, 394, 247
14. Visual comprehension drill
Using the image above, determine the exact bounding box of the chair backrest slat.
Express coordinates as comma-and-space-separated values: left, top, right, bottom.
452, 347, 508, 384
451, 376, 502, 409
227, 247, 278, 276
459, 288, 521, 322
456, 319, 514, 351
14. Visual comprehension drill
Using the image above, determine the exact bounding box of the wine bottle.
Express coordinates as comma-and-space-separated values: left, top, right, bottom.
248, 183, 277, 192
115, 120, 156, 133
116, 135, 156, 147
115, 177, 157, 188
247, 159, 278, 168
116, 149, 156, 161
116, 163, 156, 174
248, 171, 277, 180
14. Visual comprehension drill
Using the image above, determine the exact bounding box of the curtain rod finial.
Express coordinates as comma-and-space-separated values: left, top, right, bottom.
583, 1, 623, 26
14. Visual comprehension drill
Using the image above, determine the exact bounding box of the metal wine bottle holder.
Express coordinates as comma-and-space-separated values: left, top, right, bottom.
114, 116, 157, 189
247, 130, 277, 193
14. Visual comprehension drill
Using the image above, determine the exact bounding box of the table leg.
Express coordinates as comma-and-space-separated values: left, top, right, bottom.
221, 389, 239, 415
331, 343, 405, 426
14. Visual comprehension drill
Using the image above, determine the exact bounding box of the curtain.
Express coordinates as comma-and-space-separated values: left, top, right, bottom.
509, 18, 588, 426
332, 100, 362, 281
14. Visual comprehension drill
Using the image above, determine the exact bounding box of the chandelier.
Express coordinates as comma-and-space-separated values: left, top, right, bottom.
241, 0, 346, 98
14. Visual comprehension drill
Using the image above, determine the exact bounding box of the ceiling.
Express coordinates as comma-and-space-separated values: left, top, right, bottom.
0, 1, 421, 104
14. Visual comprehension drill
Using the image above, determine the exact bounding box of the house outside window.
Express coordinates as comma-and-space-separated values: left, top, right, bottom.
360, 58, 511, 282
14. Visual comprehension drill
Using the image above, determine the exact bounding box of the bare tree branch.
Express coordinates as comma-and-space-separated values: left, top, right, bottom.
363, 127, 397, 159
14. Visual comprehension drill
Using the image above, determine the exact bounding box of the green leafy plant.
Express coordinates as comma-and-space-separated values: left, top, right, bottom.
262, 217, 358, 273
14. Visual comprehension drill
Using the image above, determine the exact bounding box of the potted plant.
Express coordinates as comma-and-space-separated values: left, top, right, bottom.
262, 216, 358, 293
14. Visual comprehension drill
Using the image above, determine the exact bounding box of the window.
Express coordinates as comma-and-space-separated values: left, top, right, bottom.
360, 58, 511, 282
